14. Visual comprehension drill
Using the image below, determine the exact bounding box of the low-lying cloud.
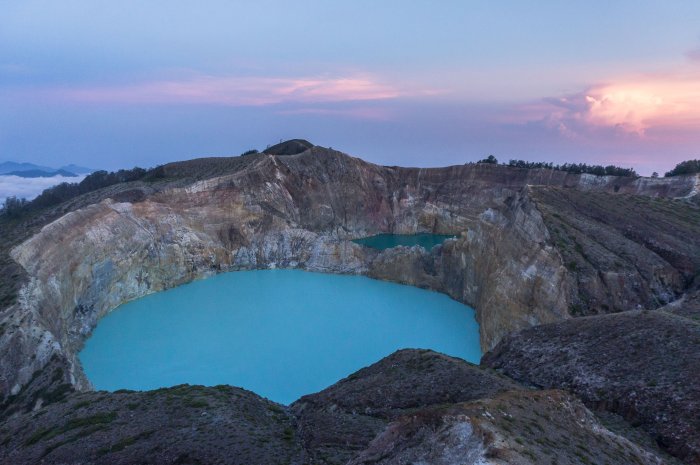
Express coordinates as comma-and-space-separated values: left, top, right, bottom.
0, 174, 86, 205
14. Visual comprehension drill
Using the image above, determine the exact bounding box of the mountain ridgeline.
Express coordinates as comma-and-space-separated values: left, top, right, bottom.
0, 139, 312, 216
2, 141, 695, 217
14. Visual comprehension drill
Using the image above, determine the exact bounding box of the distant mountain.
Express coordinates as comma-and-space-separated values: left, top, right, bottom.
59, 164, 96, 174
0, 161, 56, 174
5, 169, 78, 178
0, 161, 96, 177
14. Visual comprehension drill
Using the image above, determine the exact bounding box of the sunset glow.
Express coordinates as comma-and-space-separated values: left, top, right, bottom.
1, 1, 700, 174
47, 75, 403, 106
583, 76, 700, 133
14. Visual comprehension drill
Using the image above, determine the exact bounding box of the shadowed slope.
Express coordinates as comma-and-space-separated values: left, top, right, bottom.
482, 296, 700, 464
531, 186, 700, 315
291, 349, 520, 464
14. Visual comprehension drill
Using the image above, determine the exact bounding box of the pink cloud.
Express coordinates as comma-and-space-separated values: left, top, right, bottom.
275, 106, 393, 120
39, 74, 404, 107
583, 78, 700, 133
508, 73, 700, 138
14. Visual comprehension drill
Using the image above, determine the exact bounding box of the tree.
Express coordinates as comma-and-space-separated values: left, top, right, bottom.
478, 155, 498, 164
32, 166, 150, 209
651, 172, 659, 178
665, 159, 700, 177
1, 196, 28, 218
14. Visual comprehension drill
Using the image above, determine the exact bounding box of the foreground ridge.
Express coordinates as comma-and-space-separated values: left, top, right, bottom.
0, 350, 674, 465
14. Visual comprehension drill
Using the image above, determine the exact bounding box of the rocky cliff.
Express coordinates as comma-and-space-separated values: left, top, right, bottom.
1, 145, 698, 402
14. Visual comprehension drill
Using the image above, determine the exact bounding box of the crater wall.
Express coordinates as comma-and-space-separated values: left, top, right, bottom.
2, 148, 697, 398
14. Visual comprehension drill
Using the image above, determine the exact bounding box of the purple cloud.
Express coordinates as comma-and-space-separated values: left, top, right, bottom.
686, 47, 700, 62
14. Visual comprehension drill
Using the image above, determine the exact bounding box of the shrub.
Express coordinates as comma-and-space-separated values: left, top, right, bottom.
478, 155, 498, 164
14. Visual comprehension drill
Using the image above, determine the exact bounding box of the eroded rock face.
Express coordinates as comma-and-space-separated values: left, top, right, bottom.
530, 187, 700, 315
1, 148, 698, 401
438, 192, 572, 348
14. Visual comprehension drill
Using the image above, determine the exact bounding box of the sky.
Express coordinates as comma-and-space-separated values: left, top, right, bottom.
2, 1, 700, 175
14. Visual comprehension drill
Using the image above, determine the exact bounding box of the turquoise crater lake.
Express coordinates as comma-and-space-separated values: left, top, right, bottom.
352, 233, 456, 250
79, 269, 481, 404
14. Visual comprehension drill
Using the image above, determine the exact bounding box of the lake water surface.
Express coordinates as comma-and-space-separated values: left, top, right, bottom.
352, 233, 456, 250
79, 269, 480, 404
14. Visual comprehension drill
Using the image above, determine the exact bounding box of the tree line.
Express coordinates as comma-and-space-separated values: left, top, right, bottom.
479, 156, 700, 178
665, 159, 700, 177
1, 147, 262, 218
477, 155, 638, 177
1, 167, 150, 218
505, 159, 638, 177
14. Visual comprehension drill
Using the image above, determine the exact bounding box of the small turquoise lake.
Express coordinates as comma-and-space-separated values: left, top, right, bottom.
79, 269, 481, 404
352, 233, 456, 250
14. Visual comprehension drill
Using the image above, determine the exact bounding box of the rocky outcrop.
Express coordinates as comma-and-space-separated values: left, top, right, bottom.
1, 146, 698, 401
263, 138, 314, 155
437, 192, 571, 348
660, 287, 700, 320
291, 349, 522, 464
482, 299, 700, 464
348, 390, 666, 465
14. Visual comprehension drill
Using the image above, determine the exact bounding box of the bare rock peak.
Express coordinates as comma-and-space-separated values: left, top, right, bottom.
263, 138, 315, 156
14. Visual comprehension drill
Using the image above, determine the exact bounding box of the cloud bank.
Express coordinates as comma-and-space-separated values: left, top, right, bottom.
0, 174, 86, 205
